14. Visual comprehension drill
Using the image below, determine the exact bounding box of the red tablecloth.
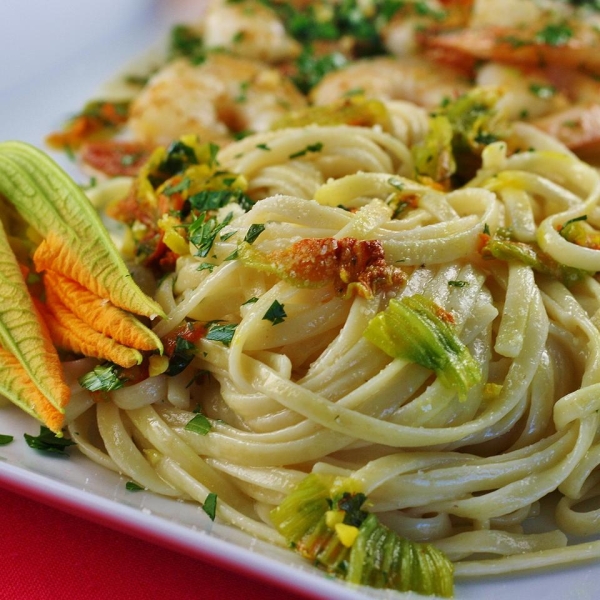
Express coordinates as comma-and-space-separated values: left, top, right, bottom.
2, 486, 310, 600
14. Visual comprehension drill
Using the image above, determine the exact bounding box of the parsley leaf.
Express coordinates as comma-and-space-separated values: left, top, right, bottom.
535, 22, 573, 46
244, 223, 265, 244
293, 48, 348, 93
166, 335, 197, 376
160, 140, 198, 178
169, 24, 206, 64
289, 142, 324, 159
263, 300, 287, 325
188, 190, 243, 211
197, 262, 216, 272
189, 211, 234, 257
203, 492, 218, 521
126, 481, 145, 491
162, 177, 191, 196
529, 83, 557, 99
205, 322, 238, 346
185, 413, 212, 435
24, 426, 76, 454
0, 434, 14, 446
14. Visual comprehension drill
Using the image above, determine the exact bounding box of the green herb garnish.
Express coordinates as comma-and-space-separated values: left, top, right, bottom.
205, 322, 238, 346
185, 413, 212, 435
126, 481, 145, 491
197, 262, 216, 272
203, 492, 218, 520
169, 24, 206, 64
188, 189, 253, 212
263, 300, 287, 325
24, 426, 76, 454
189, 211, 234, 257
529, 83, 557, 99
289, 142, 324, 159
536, 22, 573, 46
166, 335, 197, 376
244, 224, 266, 244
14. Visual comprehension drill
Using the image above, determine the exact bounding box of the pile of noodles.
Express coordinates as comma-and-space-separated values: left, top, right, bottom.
67, 109, 600, 580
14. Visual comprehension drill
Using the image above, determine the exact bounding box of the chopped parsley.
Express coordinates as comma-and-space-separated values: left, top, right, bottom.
185, 413, 212, 435
448, 280, 468, 288
189, 211, 234, 257
289, 142, 324, 159
336, 491, 369, 527
166, 335, 197, 376
189, 189, 253, 212
126, 481, 145, 491
293, 48, 348, 93
535, 23, 573, 46
205, 322, 238, 346
263, 300, 287, 325
244, 223, 266, 244
119, 151, 145, 167
156, 140, 199, 182
169, 24, 206, 64
498, 35, 531, 48
235, 80, 250, 103
203, 492, 218, 521
232, 30, 245, 44
197, 262, 216, 272
162, 177, 192, 196
24, 426, 76, 454
0, 434, 14, 446
529, 83, 557, 99
570, 0, 600, 10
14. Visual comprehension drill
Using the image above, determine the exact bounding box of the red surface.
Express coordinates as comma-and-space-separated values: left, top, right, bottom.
1, 486, 310, 600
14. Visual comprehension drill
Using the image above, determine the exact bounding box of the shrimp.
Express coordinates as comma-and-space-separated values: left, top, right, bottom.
474, 55, 600, 153
199, 0, 301, 64
468, 0, 566, 28
531, 103, 600, 154
423, 7, 600, 76
381, 0, 473, 57
310, 56, 470, 110
475, 62, 569, 122
128, 55, 307, 145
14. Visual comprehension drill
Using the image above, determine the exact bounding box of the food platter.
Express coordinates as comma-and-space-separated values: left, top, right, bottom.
1, 401, 597, 600
1, 1, 600, 599
2, 399, 599, 600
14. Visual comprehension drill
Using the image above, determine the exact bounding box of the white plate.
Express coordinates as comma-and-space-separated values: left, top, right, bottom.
0, 2, 599, 599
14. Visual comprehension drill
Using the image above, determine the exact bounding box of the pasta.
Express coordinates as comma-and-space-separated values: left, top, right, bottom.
69, 119, 600, 583
9, 0, 600, 596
